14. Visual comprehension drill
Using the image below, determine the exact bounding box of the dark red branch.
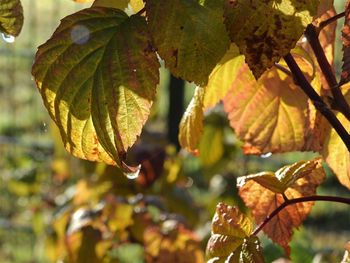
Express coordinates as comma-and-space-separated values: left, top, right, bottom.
284, 53, 350, 151
252, 195, 350, 235
304, 24, 350, 121
318, 11, 345, 30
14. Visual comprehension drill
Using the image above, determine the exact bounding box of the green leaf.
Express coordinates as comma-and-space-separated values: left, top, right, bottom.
92, 0, 130, 9
178, 87, 204, 153
203, 44, 245, 109
0, 0, 23, 36
145, 0, 230, 86
32, 7, 160, 170
224, 0, 320, 78
199, 124, 224, 167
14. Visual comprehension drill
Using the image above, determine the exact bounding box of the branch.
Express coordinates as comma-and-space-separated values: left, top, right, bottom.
252, 195, 350, 235
284, 53, 350, 151
318, 11, 345, 30
304, 24, 350, 121
274, 63, 292, 76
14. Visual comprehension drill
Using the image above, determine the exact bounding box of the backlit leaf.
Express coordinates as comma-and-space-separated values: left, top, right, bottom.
32, 8, 160, 170
323, 85, 350, 189
0, 0, 23, 36
223, 61, 310, 155
224, 0, 320, 78
203, 44, 245, 109
178, 87, 204, 153
199, 124, 224, 167
206, 203, 264, 263
238, 159, 325, 255
145, 0, 230, 86
92, 0, 129, 9
341, 0, 350, 85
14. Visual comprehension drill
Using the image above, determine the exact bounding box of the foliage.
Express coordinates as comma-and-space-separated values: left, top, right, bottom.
1, 0, 350, 262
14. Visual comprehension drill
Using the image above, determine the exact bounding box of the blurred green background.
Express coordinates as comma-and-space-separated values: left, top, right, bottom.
0, 0, 349, 262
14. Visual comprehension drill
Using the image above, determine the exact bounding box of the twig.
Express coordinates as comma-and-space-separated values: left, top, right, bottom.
274, 63, 292, 76
304, 24, 350, 121
252, 195, 350, 235
136, 7, 146, 16
284, 53, 350, 151
318, 11, 345, 31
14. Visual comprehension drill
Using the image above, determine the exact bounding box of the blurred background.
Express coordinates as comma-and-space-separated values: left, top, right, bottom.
0, 0, 349, 262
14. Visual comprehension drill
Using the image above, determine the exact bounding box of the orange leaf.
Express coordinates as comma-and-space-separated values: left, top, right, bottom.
238, 159, 325, 255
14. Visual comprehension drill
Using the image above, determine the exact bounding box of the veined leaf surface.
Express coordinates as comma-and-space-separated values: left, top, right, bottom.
32, 7, 160, 170
145, 0, 230, 86
224, 0, 320, 78
0, 0, 23, 36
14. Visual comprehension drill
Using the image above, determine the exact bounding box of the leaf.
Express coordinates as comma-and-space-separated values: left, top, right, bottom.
145, 0, 230, 86
342, 242, 350, 263
238, 159, 325, 255
341, 0, 350, 85
144, 224, 205, 263
206, 203, 264, 263
224, 0, 320, 79
178, 87, 204, 153
323, 85, 350, 189
203, 44, 245, 109
92, 0, 129, 9
0, 0, 23, 36
199, 124, 224, 167
32, 8, 160, 170
223, 59, 311, 155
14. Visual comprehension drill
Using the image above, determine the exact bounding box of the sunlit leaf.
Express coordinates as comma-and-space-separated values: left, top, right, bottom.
238, 159, 325, 255
224, 0, 320, 78
199, 124, 224, 166
32, 8, 160, 170
145, 0, 230, 86
203, 44, 245, 109
341, 0, 350, 85
0, 0, 23, 36
223, 60, 311, 155
206, 203, 264, 263
323, 85, 350, 189
178, 87, 204, 153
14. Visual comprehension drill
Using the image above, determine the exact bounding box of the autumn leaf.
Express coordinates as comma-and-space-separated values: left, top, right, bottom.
223, 55, 314, 155
178, 87, 204, 153
145, 0, 230, 86
238, 158, 325, 255
203, 44, 245, 109
32, 8, 160, 171
144, 223, 205, 263
0, 0, 23, 36
341, 0, 350, 85
92, 0, 129, 9
206, 203, 264, 263
323, 85, 350, 190
224, 0, 320, 79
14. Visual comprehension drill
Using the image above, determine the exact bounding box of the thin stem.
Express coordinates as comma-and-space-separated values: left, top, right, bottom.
274, 63, 292, 76
136, 7, 146, 16
318, 11, 345, 30
284, 53, 350, 151
252, 195, 350, 235
304, 24, 350, 121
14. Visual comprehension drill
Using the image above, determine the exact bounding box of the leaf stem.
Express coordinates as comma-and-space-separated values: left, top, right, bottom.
136, 7, 146, 16
304, 24, 350, 121
318, 11, 345, 30
252, 195, 350, 235
274, 63, 292, 76
284, 53, 350, 151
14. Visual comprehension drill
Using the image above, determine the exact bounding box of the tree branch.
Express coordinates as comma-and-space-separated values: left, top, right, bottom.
284, 53, 350, 151
304, 24, 350, 121
252, 195, 350, 235
318, 11, 345, 31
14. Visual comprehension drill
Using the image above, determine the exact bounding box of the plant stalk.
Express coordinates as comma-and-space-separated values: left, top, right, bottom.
252, 195, 350, 235
304, 24, 350, 121
284, 53, 350, 151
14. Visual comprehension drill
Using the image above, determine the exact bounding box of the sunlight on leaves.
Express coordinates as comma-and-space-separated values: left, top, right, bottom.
32, 7, 160, 171
238, 158, 325, 255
